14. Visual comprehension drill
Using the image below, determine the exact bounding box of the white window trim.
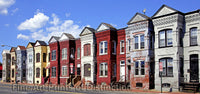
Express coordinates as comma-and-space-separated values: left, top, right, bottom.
133, 34, 145, 50
51, 50, 56, 61
99, 62, 108, 77
62, 66, 67, 76
120, 40, 125, 54
99, 41, 108, 55
134, 60, 145, 77
62, 48, 67, 60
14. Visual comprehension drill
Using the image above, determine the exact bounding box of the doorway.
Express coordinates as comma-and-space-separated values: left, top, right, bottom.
190, 54, 199, 83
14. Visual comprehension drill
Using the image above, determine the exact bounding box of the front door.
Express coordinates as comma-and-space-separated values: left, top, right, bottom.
190, 54, 199, 83
120, 65, 125, 82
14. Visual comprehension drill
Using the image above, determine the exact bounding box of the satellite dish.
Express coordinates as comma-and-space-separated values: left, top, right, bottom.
143, 9, 146, 14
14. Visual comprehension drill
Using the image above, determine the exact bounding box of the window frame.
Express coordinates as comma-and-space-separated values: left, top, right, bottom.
36, 68, 40, 78
99, 41, 108, 55
99, 62, 108, 77
77, 47, 80, 59
190, 27, 198, 46
62, 48, 67, 60
36, 53, 40, 62
51, 50, 56, 61
159, 58, 173, 77
62, 66, 67, 76
120, 40, 125, 54
134, 60, 145, 76
51, 67, 56, 77
84, 44, 91, 56
159, 29, 173, 48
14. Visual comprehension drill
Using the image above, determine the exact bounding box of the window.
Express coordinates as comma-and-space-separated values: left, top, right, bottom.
29, 54, 32, 63
120, 40, 125, 54
135, 61, 145, 75
62, 48, 67, 59
134, 36, 139, 49
12, 57, 14, 65
99, 41, 108, 55
12, 69, 14, 78
77, 48, 80, 59
112, 41, 116, 54
51, 50, 56, 60
159, 58, 173, 77
84, 64, 91, 77
159, 29, 173, 47
99, 63, 108, 76
43, 53, 46, 62
77, 64, 81, 75
84, 44, 91, 56
127, 39, 131, 52
113, 63, 116, 77
48, 53, 50, 61
51, 67, 56, 77
36, 53, 40, 62
62, 66, 67, 76
70, 48, 74, 59
36, 68, 40, 78
140, 35, 144, 49
190, 27, 197, 46
29, 68, 32, 77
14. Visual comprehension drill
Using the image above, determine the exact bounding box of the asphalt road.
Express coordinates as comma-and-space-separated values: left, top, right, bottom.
0, 83, 154, 94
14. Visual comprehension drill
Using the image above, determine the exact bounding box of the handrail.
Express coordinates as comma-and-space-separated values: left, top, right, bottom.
72, 75, 81, 85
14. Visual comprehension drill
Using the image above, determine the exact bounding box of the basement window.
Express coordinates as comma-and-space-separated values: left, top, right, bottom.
136, 83, 143, 87
162, 83, 170, 88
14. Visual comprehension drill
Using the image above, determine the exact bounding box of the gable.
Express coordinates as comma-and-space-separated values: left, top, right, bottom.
27, 43, 33, 48
128, 13, 149, 24
80, 28, 92, 36
49, 37, 57, 43
153, 5, 178, 17
17, 47, 20, 50
59, 34, 69, 41
35, 42, 41, 46
96, 24, 109, 32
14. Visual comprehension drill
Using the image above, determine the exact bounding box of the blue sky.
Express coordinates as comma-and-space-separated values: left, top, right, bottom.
0, 0, 200, 62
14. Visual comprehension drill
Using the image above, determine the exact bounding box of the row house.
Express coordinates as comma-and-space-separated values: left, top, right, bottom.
46, 46, 50, 82
116, 28, 126, 83
183, 10, 200, 84
10, 47, 17, 83
2, 50, 11, 82
16, 46, 26, 83
96, 23, 118, 85
26, 42, 35, 84
79, 27, 96, 84
152, 5, 184, 91
34, 40, 48, 84
59, 33, 75, 85
49, 36, 60, 85
125, 13, 154, 89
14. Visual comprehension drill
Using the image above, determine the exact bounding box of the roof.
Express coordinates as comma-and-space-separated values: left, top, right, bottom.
152, 4, 182, 18
79, 27, 95, 36
62, 33, 75, 40
127, 12, 150, 25
10, 47, 17, 52
48, 36, 60, 43
96, 23, 116, 32
18, 46, 26, 50
35, 40, 47, 46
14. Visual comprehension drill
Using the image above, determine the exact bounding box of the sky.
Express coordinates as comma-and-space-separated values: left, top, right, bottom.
0, 0, 200, 62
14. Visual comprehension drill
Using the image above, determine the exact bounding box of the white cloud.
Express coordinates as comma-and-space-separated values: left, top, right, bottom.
17, 12, 89, 42
50, 13, 60, 26
4, 24, 9, 27
0, 0, 15, 15
18, 12, 49, 31
17, 33, 29, 40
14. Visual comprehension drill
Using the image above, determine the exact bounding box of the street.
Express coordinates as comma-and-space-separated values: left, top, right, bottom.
0, 83, 156, 94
